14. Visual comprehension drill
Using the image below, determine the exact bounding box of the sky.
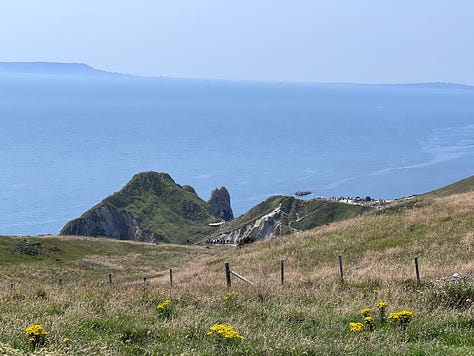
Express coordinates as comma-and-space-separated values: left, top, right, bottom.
1, 1, 474, 84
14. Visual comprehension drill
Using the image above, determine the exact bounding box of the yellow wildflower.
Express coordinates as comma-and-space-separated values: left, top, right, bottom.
157, 299, 175, 319
398, 310, 414, 319
377, 301, 388, 309
25, 324, 48, 348
360, 308, 371, 316
224, 291, 239, 301
349, 322, 365, 332
207, 324, 244, 341
364, 316, 375, 331
388, 312, 400, 322
364, 316, 374, 324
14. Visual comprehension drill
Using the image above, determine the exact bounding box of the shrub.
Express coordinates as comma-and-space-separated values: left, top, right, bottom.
426, 282, 474, 310
238, 235, 257, 246
11, 240, 42, 256
120, 328, 152, 344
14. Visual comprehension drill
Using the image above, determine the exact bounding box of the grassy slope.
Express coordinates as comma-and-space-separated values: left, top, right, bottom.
217, 195, 369, 236
1, 192, 473, 354
423, 175, 474, 197
0, 235, 217, 284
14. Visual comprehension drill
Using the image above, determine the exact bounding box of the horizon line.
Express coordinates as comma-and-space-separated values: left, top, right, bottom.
0, 61, 473, 88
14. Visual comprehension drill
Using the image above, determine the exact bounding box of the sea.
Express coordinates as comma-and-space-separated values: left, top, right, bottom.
1, 69, 474, 236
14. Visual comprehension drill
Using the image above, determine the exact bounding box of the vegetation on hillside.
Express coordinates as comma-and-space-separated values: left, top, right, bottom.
62, 172, 371, 245
215, 195, 369, 238
61, 172, 217, 244
0, 235, 216, 284
0, 189, 473, 354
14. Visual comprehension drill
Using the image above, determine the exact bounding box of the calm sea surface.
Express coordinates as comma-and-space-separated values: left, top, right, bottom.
1, 73, 474, 235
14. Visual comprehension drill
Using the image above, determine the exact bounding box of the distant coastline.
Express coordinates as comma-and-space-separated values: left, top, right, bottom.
1, 62, 473, 88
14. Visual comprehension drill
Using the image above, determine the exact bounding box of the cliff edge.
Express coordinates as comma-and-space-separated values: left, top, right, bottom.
60, 172, 233, 244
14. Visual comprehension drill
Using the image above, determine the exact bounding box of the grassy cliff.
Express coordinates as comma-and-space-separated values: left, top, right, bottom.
61, 172, 216, 244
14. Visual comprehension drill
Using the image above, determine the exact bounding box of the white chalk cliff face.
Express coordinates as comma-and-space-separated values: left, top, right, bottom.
215, 205, 283, 244
60, 205, 145, 241
209, 195, 370, 245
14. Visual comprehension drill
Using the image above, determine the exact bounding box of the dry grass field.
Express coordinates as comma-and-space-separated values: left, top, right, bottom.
0, 193, 473, 355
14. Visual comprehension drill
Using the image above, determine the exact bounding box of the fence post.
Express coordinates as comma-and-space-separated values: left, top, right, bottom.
414, 257, 420, 284
338, 256, 344, 283
169, 269, 173, 288
225, 262, 231, 287
280, 259, 285, 286
108, 273, 112, 286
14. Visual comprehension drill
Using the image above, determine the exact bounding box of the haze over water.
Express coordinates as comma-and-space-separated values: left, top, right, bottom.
1, 66, 474, 235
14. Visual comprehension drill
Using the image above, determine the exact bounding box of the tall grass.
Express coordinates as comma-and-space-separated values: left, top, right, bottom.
0, 193, 473, 354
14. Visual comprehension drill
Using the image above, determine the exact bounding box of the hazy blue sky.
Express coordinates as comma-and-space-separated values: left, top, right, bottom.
1, 1, 473, 84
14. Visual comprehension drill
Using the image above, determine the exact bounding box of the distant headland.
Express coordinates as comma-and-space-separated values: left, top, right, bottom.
0, 62, 131, 77
1, 62, 473, 89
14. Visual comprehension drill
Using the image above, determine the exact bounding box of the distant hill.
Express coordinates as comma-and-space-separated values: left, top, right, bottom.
2, 62, 472, 89
386, 82, 474, 90
0, 62, 129, 77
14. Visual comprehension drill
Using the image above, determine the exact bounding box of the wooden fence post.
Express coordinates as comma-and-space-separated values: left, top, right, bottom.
280, 259, 285, 286
225, 262, 231, 287
338, 256, 344, 283
108, 273, 112, 286
414, 257, 420, 284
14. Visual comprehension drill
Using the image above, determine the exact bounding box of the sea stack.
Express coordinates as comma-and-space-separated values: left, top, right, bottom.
208, 187, 234, 221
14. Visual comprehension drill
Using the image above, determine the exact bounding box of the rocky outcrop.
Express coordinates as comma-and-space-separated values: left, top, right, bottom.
208, 187, 234, 221
60, 172, 233, 244
214, 205, 282, 244
60, 205, 146, 240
